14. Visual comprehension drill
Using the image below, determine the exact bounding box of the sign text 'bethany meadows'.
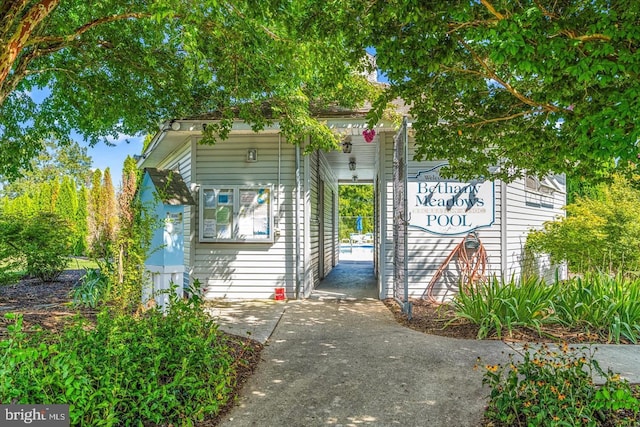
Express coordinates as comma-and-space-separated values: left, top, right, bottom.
408, 168, 495, 235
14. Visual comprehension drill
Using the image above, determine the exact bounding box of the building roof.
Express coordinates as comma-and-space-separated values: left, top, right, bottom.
143, 168, 195, 205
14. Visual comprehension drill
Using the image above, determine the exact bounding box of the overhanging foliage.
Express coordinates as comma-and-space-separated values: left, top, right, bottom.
362, 0, 640, 182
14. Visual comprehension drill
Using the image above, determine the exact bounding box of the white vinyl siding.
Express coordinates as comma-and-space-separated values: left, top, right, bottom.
380, 131, 395, 299
504, 178, 566, 282
191, 134, 300, 299
380, 136, 567, 301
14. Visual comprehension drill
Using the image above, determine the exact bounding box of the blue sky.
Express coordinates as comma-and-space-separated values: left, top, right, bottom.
28, 87, 145, 188
87, 136, 144, 188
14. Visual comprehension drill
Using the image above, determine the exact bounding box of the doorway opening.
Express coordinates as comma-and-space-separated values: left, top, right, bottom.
338, 183, 375, 263
313, 182, 377, 300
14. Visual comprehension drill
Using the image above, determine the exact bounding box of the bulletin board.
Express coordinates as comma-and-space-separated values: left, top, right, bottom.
199, 185, 273, 242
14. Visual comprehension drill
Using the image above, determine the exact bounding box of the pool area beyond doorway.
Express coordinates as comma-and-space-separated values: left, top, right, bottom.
339, 244, 373, 262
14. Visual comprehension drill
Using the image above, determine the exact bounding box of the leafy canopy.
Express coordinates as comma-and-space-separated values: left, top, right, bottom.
360, 0, 640, 182
0, 139, 92, 198
4, 1, 638, 184
0, 0, 374, 179
528, 175, 640, 273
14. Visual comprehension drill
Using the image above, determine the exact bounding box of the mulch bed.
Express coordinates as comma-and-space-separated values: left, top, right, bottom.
0, 270, 97, 337
383, 298, 625, 344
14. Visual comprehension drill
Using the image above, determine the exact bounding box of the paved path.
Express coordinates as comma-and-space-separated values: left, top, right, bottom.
209, 262, 640, 427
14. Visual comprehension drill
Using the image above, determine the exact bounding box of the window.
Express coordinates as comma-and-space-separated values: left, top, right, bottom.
525, 176, 556, 208
199, 185, 273, 242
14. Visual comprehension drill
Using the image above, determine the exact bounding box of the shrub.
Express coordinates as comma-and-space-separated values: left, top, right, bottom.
0, 215, 26, 284
451, 276, 559, 339
70, 268, 111, 308
480, 343, 639, 426
451, 274, 640, 343
0, 283, 243, 426
0, 212, 74, 282
527, 175, 640, 274
20, 213, 74, 281
552, 274, 640, 344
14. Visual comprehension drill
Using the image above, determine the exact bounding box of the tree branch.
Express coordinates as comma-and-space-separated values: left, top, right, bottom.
27, 12, 151, 46
0, 34, 77, 105
457, 38, 560, 113
0, 47, 39, 106
562, 30, 611, 42
447, 19, 499, 34
25, 67, 74, 76
0, 0, 60, 93
533, 1, 558, 19
0, 0, 30, 40
480, 0, 506, 20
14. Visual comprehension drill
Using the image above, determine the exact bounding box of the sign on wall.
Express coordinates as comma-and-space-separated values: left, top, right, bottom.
408, 164, 495, 235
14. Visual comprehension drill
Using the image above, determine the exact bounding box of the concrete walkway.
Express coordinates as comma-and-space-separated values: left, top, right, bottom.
209, 262, 640, 427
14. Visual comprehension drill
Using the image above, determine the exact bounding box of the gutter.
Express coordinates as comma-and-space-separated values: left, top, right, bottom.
294, 143, 302, 299
136, 121, 171, 168
500, 180, 508, 276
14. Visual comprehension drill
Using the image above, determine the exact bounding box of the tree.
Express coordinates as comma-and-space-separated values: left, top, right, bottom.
0, 1, 374, 179
101, 168, 118, 246
0, 139, 92, 198
75, 184, 89, 256
88, 169, 104, 256
87, 167, 118, 258
35, 180, 58, 213
111, 156, 149, 311
54, 175, 77, 221
528, 175, 640, 273
339, 185, 374, 240
352, 1, 640, 182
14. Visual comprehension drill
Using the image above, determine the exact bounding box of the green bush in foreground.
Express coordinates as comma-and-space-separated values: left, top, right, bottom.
552, 274, 640, 344
480, 343, 639, 426
0, 212, 73, 282
0, 289, 240, 426
451, 274, 640, 343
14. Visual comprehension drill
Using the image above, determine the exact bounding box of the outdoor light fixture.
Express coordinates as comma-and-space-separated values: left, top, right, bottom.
348, 158, 356, 171
342, 136, 352, 154
246, 148, 258, 162
352, 175, 358, 183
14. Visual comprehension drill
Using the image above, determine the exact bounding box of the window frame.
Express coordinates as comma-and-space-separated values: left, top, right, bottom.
199, 185, 274, 243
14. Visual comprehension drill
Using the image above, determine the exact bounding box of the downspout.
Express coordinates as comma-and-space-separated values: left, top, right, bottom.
295, 143, 302, 299
277, 134, 281, 231
402, 116, 411, 308
500, 180, 508, 277
402, 118, 411, 316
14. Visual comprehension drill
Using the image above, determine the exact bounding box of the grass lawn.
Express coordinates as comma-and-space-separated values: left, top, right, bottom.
66, 257, 100, 270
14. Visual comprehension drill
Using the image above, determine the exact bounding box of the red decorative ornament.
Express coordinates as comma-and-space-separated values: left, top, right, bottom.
363, 128, 376, 143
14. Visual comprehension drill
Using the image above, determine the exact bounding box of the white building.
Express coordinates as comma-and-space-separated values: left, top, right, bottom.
138, 110, 566, 308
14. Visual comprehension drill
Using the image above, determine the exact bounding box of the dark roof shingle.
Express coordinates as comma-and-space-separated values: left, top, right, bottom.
144, 168, 195, 205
